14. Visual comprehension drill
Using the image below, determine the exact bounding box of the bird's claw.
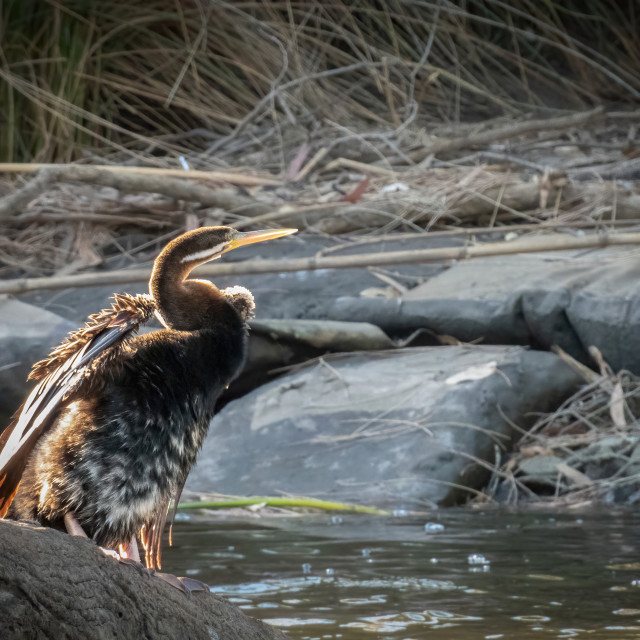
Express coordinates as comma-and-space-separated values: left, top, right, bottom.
100, 547, 121, 561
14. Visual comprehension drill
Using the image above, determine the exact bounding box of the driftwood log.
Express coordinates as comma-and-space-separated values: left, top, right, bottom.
0, 165, 271, 221
0, 520, 286, 640
2, 156, 640, 234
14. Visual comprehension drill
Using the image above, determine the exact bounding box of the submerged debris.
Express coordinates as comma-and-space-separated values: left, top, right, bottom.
468, 554, 490, 566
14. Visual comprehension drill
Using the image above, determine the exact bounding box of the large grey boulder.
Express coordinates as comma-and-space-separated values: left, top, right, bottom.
230, 318, 394, 396
316, 248, 640, 373
187, 345, 583, 507
0, 297, 75, 426
0, 520, 286, 640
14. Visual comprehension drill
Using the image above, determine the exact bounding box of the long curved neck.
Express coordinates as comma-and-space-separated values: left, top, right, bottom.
150, 248, 225, 332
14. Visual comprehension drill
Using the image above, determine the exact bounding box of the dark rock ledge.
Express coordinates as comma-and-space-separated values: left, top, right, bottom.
0, 520, 286, 640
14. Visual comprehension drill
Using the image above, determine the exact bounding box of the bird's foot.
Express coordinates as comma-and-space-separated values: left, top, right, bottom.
149, 569, 210, 594
120, 536, 141, 562
64, 512, 89, 537
101, 551, 209, 594
63, 517, 205, 594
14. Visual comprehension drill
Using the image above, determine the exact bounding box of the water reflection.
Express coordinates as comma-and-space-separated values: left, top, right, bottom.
163, 509, 640, 639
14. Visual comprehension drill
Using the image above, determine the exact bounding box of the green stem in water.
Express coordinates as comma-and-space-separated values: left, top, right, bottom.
178, 496, 390, 515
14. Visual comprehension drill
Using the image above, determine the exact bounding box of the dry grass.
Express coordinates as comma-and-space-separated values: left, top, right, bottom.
1, 1, 639, 164
1, 2, 639, 282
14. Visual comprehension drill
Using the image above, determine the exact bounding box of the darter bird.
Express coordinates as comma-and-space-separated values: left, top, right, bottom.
0, 226, 296, 585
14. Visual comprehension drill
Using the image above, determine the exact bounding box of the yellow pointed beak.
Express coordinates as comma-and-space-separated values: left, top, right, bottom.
223, 228, 297, 252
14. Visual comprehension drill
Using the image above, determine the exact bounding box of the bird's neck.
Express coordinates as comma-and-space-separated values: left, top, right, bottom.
149, 252, 225, 331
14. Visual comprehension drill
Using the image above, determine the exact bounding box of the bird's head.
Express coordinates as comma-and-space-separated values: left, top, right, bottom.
150, 226, 297, 330
161, 226, 297, 267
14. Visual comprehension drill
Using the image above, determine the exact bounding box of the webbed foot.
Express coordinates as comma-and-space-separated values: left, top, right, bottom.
111, 555, 210, 594
149, 569, 210, 594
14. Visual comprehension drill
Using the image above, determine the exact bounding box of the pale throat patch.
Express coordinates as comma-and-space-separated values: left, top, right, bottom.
180, 242, 227, 263
154, 309, 170, 328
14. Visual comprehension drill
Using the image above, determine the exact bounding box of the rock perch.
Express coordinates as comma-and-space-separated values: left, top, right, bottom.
0, 520, 286, 640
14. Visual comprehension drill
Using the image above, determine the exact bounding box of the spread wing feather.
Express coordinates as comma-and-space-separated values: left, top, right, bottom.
0, 293, 156, 517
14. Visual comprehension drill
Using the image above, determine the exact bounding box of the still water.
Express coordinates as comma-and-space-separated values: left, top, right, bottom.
163, 509, 640, 639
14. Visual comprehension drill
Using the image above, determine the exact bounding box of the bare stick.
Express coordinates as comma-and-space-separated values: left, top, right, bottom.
412, 107, 605, 160
293, 147, 330, 182
0, 166, 270, 220
0, 163, 279, 187
2, 231, 640, 295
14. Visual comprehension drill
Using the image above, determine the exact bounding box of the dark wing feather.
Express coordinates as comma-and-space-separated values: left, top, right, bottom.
29, 293, 156, 381
0, 293, 156, 517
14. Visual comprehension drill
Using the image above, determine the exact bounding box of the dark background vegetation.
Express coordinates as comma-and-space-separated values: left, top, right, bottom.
1, 1, 640, 512
1, 0, 638, 163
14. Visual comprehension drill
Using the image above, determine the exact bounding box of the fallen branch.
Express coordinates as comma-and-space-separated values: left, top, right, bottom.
569, 156, 640, 181
0, 163, 279, 186
251, 318, 394, 351
19, 211, 173, 226
3, 162, 638, 235
412, 107, 605, 160
0, 166, 270, 220
2, 231, 640, 294
0, 170, 54, 221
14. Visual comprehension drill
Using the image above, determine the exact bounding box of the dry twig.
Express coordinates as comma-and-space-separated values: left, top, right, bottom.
0, 163, 279, 186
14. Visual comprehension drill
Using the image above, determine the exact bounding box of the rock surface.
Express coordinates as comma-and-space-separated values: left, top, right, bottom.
186, 345, 583, 507
0, 520, 286, 640
0, 297, 75, 426
230, 318, 395, 397
316, 248, 640, 373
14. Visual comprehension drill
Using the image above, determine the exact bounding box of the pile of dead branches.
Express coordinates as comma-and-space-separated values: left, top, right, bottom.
3, 1, 639, 164
483, 348, 640, 507
0, 105, 639, 286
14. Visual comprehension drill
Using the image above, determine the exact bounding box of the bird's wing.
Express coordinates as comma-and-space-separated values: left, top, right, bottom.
0, 292, 156, 517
